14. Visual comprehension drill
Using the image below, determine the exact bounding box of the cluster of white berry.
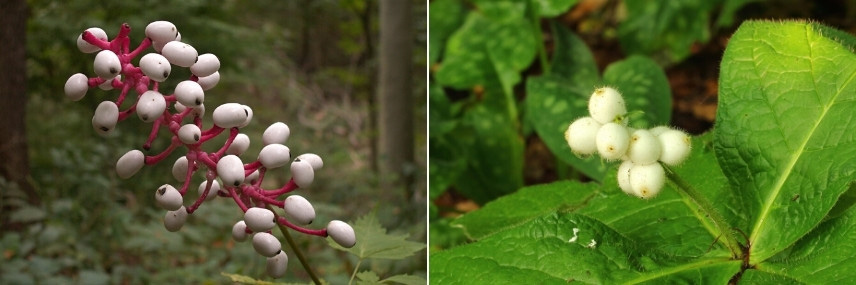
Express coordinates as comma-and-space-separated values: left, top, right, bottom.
63, 21, 355, 279
564, 87, 691, 199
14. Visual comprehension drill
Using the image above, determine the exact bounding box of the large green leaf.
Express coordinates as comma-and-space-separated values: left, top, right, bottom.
601, 56, 672, 129
535, 0, 579, 18
617, 0, 715, 64
330, 214, 425, 260
428, 0, 465, 63
716, 20, 856, 263
431, 212, 741, 284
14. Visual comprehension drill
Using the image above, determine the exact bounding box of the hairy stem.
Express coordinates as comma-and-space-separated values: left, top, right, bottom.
664, 165, 744, 258
267, 204, 321, 285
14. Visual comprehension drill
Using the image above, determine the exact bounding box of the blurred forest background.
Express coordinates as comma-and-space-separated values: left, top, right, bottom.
0, 0, 426, 284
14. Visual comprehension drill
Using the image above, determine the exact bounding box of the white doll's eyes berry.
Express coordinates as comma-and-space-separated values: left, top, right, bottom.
252, 232, 282, 258
266, 250, 289, 278
284, 195, 315, 225
77, 27, 108, 53
139, 53, 171, 82
174, 102, 206, 118
596, 122, 630, 160
588, 87, 627, 124
163, 206, 188, 232
145, 21, 178, 43
190, 53, 220, 77
197, 71, 220, 90
658, 129, 692, 166
94, 50, 122, 80
627, 129, 662, 165
226, 133, 251, 156
99, 75, 120, 90
565, 116, 601, 156
213, 103, 250, 128
92, 101, 119, 135
258, 144, 291, 169
232, 220, 249, 242
262, 122, 290, 145
246, 169, 261, 185
197, 180, 220, 202
239, 105, 253, 128
291, 159, 315, 188
217, 155, 245, 187
327, 220, 356, 248
296, 153, 323, 170
629, 163, 665, 199
116, 149, 145, 179
174, 80, 204, 107
64, 73, 89, 101
137, 90, 167, 123
244, 207, 276, 233
155, 184, 184, 211
172, 156, 188, 182
161, 41, 198, 68
178, 124, 201, 144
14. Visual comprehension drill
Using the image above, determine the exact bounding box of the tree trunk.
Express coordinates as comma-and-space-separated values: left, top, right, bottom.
0, 0, 36, 204
377, 0, 414, 197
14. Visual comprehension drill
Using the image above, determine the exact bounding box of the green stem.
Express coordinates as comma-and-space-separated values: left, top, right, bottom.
348, 259, 364, 285
267, 204, 321, 284
663, 165, 744, 258
529, 0, 550, 74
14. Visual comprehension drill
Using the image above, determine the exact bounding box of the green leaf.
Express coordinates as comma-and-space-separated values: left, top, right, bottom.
428, 82, 466, 200
549, 22, 599, 84
431, 212, 741, 283
381, 274, 426, 285
356, 271, 381, 284
10, 206, 46, 223
452, 180, 599, 240
428, 0, 466, 63
219, 273, 303, 285
535, 0, 579, 18
331, 214, 425, 260
618, 0, 715, 64
716, 20, 856, 263
602, 55, 672, 129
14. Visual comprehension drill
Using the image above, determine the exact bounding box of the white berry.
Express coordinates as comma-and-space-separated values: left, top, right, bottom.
76, 27, 108, 53
197, 179, 221, 202
290, 159, 315, 188
92, 101, 119, 135
139, 53, 171, 82
116, 149, 145, 179
197, 71, 220, 91
262, 122, 290, 145
588, 87, 627, 124
145, 21, 178, 43
284, 195, 315, 225
629, 163, 666, 199
93, 50, 121, 80
175, 80, 204, 107
217, 155, 245, 187
212, 103, 249, 128
266, 250, 289, 278
226, 133, 251, 156
252, 232, 282, 258
178, 124, 202, 145
163, 206, 188, 232
595, 122, 630, 160
64, 73, 89, 101
627, 129, 662, 165
161, 41, 198, 67
617, 160, 634, 195
232, 220, 249, 242
258, 144, 291, 169
327, 220, 356, 248
98, 74, 120, 90
658, 129, 692, 166
172, 156, 188, 182
190, 53, 220, 77
155, 184, 183, 211
137, 90, 167, 123
244, 207, 276, 233
565, 117, 602, 156
296, 153, 323, 170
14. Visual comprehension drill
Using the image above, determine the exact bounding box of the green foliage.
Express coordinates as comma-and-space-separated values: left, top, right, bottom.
431, 20, 856, 283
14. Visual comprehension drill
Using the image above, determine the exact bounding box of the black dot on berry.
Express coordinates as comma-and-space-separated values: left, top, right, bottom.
109, 67, 118, 74
244, 109, 248, 116
195, 98, 201, 105
163, 71, 169, 78
158, 187, 166, 195
234, 181, 240, 187
295, 158, 301, 162
141, 115, 148, 121
100, 126, 109, 132
194, 134, 199, 141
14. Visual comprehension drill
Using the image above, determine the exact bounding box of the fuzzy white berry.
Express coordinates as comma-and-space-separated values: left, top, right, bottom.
627, 129, 662, 165
595, 122, 630, 160
327, 220, 356, 248
629, 163, 665, 199
252, 232, 282, 257
565, 117, 601, 156
93, 50, 121, 80
617, 160, 634, 195
155, 184, 183, 211
217, 155, 245, 187
588, 87, 627, 124
244, 207, 276, 233
258, 144, 291, 169
290, 159, 315, 188
164, 206, 188, 232
266, 250, 289, 278
76, 27, 107, 53
92, 101, 119, 135
658, 129, 692, 166
64, 73, 89, 101
284, 195, 315, 225
232, 220, 249, 242
116, 150, 145, 179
